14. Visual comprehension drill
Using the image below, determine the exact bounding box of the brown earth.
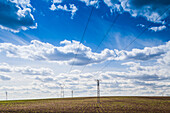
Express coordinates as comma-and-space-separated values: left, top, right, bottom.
0, 96, 170, 113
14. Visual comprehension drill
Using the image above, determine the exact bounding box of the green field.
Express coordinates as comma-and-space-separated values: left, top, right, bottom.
0, 96, 170, 113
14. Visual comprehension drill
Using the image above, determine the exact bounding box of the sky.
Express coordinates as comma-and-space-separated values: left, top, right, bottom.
0, 0, 170, 100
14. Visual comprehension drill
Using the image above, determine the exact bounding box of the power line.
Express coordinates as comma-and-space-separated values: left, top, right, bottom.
96, 6, 170, 73
90, 7, 170, 97
77, 6, 170, 89
76, 1, 129, 92
80, 12, 120, 73
79, 0, 130, 73
68, 6, 94, 74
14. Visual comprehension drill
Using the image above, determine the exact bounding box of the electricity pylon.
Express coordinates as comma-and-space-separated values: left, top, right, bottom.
95, 79, 101, 103
6, 91, 7, 100
72, 90, 73, 98
59, 83, 65, 98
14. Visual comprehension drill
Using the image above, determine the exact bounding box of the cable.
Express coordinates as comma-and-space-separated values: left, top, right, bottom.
75, 1, 130, 95
79, 0, 131, 74
68, 6, 94, 74
80, 9, 121, 73
97, 6, 170, 73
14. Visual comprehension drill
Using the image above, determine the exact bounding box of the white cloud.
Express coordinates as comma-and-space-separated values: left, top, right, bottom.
79, 0, 99, 6
149, 25, 166, 32
0, 75, 11, 81
0, 40, 115, 65
0, 0, 37, 32
1, 59, 170, 98
158, 51, 170, 66
18, 66, 54, 76
0, 63, 54, 76
122, 0, 170, 23
104, 0, 114, 7
49, 4, 57, 11
0, 63, 12, 72
137, 24, 166, 32
32, 58, 170, 96
137, 24, 145, 28
49, 4, 78, 19
121, 61, 170, 79
70, 69, 81, 74
0, 40, 170, 66
103, 0, 170, 24
35, 76, 55, 82
69, 4, 78, 19
53, 0, 62, 3
115, 41, 170, 61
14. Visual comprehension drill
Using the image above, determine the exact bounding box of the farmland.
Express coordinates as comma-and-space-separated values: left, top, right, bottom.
0, 96, 170, 112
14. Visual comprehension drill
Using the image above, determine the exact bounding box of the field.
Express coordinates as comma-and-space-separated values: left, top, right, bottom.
0, 96, 170, 113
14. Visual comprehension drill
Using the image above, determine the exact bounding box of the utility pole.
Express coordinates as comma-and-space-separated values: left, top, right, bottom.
72, 90, 73, 98
6, 91, 7, 100
59, 83, 65, 98
59, 84, 63, 98
63, 86, 64, 98
95, 79, 101, 103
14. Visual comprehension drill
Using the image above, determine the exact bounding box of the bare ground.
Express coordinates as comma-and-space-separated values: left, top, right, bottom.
0, 96, 170, 113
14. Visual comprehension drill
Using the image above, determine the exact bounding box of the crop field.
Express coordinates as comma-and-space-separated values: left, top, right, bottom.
0, 96, 170, 113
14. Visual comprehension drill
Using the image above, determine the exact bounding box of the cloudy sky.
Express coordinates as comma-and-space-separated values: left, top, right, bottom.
0, 0, 170, 100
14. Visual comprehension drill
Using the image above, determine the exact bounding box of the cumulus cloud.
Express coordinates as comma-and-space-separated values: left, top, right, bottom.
2, 45, 167, 96
0, 75, 11, 81
0, 40, 170, 66
18, 66, 54, 76
137, 24, 145, 28
35, 76, 55, 82
0, 0, 37, 33
33, 59, 170, 96
158, 51, 170, 66
115, 41, 170, 61
0, 63, 54, 76
70, 69, 81, 74
50, 4, 78, 19
121, 54, 170, 80
0, 40, 116, 65
49, 4, 57, 11
80, 0, 99, 6
53, 0, 62, 3
0, 63, 12, 72
137, 24, 167, 32
1, 60, 169, 97
149, 25, 166, 32
103, 0, 170, 24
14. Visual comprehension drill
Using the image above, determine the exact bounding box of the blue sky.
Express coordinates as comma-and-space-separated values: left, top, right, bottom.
0, 0, 170, 100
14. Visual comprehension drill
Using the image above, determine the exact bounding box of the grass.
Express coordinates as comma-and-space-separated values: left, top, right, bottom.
0, 96, 170, 112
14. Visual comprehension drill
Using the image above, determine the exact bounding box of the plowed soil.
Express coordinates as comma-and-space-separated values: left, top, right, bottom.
0, 96, 170, 113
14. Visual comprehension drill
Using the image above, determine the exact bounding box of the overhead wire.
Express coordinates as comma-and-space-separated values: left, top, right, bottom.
79, 1, 130, 74
96, 6, 170, 73
68, 6, 95, 74
63, 6, 95, 95
91, 7, 170, 96
75, 1, 129, 94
